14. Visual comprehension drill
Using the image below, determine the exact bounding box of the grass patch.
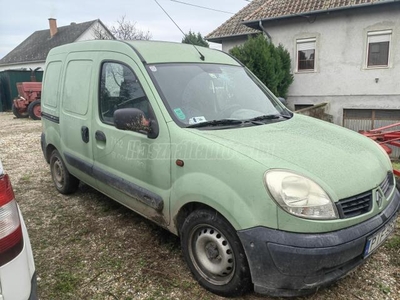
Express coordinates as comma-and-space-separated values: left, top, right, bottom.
393, 161, 400, 170
385, 235, 400, 250
377, 282, 391, 294
54, 271, 80, 294
21, 174, 31, 181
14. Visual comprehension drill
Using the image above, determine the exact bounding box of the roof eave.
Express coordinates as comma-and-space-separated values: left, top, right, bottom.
206, 31, 260, 43
0, 59, 45, 67
243, 0, 399, 28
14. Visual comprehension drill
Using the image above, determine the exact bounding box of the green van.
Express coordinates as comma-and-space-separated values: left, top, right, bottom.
41, 40, 399, 297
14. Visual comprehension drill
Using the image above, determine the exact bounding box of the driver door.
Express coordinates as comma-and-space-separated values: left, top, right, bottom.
91, 54, 171, 225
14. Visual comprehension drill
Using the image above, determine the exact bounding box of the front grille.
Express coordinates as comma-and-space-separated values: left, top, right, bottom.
336, 172, 394, 219
337, 191, 373, 219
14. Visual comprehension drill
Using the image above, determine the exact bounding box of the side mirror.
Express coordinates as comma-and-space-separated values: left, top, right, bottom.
278, 97, 287, 105
114, 108, 159, 139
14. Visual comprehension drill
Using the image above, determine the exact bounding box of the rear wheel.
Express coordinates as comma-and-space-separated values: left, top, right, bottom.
50, 150, 79, 194
28, 100, 41, 120
12, 103, 29, 118
180, 209, 252, 297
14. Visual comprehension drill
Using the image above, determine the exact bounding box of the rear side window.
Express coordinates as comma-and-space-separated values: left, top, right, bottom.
63, 60, 93, 116
99, 62, 150, 124
42, 61, 62, 108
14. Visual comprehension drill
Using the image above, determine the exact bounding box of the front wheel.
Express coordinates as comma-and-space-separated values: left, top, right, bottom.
12, 103, 29, 118
180, 209, 252, 297
50, 150, 79, 194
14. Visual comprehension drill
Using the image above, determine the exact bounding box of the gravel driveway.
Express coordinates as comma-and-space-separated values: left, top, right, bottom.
0, 112, 399, 300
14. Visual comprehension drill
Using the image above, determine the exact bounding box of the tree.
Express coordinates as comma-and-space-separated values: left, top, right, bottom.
182, 31, 209, 47
93, 16, 152, 41
229, 35, 293, 98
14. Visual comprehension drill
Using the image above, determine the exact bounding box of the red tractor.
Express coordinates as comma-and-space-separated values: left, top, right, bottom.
12, 82, 42, 120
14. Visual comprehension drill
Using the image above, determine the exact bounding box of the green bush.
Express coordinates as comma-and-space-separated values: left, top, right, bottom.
182, 31, 209, 48
230, 35, 293, 98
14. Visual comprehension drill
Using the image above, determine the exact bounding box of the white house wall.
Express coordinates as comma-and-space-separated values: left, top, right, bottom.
221, 5, 400, 125
76, 21, 113, 41
222, 36, 249, 52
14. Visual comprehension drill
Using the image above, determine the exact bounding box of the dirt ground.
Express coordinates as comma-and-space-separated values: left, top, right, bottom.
0, 112, 399, 300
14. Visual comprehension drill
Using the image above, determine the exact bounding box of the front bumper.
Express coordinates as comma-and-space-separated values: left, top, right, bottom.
238, 188, 400, 297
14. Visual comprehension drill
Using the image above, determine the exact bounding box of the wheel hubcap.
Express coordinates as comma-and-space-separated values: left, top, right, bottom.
189, 225, 235, 285
53, 159, 64, 188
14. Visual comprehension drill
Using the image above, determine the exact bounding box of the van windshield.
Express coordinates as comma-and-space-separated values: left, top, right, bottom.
147, 63, 291, 127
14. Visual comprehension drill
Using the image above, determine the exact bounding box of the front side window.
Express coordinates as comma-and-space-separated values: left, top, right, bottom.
297, 38, 316, 72
147, 63, 290, 127
99, 62, 150, 125
367, 30, 391, 67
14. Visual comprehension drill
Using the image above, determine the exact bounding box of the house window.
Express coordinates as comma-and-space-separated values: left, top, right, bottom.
297, 38, 316, 71
367, 30, 391, 67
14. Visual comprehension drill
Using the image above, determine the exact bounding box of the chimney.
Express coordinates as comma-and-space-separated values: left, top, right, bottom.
48, 18, 58, 38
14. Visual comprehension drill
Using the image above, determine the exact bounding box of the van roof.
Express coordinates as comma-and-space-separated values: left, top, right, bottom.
47, 40, 240, 66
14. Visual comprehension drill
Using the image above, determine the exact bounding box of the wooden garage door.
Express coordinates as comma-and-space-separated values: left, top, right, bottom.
343, 109, 400, 157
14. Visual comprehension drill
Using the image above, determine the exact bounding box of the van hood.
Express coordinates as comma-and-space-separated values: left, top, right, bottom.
188, 114, 391, 200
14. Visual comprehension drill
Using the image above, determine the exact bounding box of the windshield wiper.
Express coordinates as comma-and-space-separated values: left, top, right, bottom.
247, 114, 291, 123
186, 119, 243, 128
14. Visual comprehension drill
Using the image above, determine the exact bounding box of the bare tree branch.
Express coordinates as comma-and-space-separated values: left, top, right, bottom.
93, 16, 152, 41
92, 23, 114, 40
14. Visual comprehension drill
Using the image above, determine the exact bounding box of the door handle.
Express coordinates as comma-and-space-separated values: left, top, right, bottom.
81, 126, 89, 143
95, 130, 107, 142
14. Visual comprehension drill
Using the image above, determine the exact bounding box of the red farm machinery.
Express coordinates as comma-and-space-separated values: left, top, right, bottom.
360, 122, 400, 180
12, 81, 42, 120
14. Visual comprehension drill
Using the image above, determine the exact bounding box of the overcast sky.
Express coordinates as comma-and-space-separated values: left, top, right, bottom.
0, 0, 249, 59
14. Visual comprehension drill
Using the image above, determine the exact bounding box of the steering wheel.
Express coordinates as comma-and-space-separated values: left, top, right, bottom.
219, 104, 241, 118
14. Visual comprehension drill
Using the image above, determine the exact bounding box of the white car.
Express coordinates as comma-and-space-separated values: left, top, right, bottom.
0, 159, 37, 300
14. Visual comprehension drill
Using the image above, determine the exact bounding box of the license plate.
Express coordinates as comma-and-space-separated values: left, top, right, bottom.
363, 218, 397, 257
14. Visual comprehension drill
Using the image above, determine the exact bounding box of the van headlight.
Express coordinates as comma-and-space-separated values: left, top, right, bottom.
265, 170, 339, 220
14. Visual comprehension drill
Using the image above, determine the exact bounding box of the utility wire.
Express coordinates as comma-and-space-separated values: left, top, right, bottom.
154, 0, 186, 37
153, 0, 205, 60
170, 0, 234, 14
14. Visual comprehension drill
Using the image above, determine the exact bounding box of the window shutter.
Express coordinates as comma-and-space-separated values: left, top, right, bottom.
369, 34, 390, 43
297, 39, 316, 51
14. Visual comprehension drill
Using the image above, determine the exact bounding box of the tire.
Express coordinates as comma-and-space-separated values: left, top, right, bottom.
50, 150, 79, 194
180, 209, 252, 297
12, 103, 29, 118
28, 100, 41, 120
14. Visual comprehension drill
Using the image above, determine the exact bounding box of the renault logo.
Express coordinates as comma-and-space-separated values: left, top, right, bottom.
375, 189, 384, 208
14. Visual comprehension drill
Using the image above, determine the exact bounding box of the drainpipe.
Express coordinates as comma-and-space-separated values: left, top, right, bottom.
258, 20, 271, 42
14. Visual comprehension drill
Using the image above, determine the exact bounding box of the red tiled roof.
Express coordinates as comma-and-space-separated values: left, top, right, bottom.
205, 0, 265, 42
245, 0, 384, 21
206, 0, 396, 41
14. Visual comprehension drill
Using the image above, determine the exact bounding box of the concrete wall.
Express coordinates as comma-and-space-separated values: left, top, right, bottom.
219, 4, 400, 125
221, 36, 250, 53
